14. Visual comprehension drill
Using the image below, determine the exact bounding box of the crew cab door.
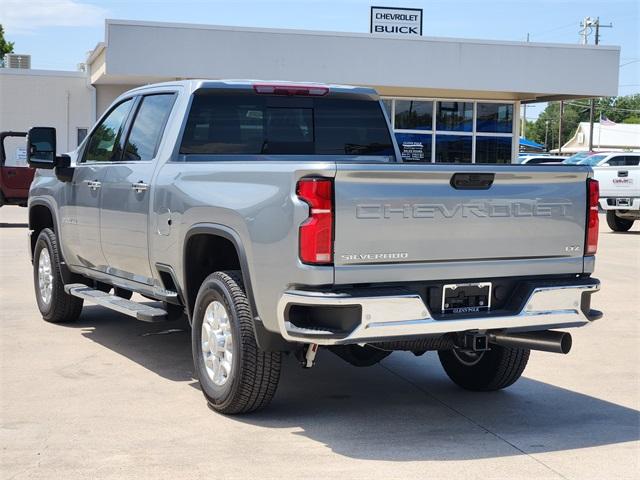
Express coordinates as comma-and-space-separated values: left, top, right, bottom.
62, 98, 135, 271
99, 93, 176, 284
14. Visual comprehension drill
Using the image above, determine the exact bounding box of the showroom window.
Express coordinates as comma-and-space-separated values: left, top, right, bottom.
382, 98, 515, 163
436, 101, 473, 132
476, 136, 512, 164
477, 103, 513, 133
395, 100, 433, 130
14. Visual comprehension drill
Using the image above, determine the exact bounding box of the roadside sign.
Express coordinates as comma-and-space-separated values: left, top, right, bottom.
370, 6, 423, 36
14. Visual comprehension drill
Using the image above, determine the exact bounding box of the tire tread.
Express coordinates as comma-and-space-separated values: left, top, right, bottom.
34, 228, 83, 323
606, 211, 633, 232
197, 271, 281, 414
438, 345, 529, 392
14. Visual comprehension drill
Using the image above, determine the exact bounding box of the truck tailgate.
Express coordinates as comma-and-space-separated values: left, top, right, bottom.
594, 166, 640, 198
333, 163, 590, 284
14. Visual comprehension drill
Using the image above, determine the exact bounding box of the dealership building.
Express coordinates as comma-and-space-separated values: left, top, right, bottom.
0, 19, 620, 163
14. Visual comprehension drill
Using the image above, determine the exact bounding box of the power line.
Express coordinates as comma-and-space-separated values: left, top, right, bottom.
563, 101, 640, 113
526, 22, 576, 40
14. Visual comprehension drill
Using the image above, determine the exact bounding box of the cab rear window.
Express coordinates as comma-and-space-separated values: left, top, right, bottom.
179, 92, 394, 157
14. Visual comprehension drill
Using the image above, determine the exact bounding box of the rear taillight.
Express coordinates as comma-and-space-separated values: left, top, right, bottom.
253, 84, 329, 96
586, 179, 599, 255
296, 178, 333, 265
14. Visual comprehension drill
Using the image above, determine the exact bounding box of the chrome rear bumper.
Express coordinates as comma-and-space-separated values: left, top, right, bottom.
276, 281, 600, 345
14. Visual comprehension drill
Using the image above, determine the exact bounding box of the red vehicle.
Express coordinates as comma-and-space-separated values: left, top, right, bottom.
0, 131, 34, 207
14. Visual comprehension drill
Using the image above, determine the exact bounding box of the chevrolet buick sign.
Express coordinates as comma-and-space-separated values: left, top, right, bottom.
370, 6, 423, 36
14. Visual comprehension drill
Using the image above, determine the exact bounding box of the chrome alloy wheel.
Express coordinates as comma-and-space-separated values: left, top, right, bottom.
201, 300, 234, 386
38, 248, 54, 305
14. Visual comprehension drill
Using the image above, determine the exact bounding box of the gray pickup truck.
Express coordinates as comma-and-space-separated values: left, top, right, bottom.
26, 80, 601, 414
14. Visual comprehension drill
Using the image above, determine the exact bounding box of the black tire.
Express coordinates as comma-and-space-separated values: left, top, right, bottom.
606, 211, 633, 232
33, 228, 83, 323
329, 344, 391, 367
438, 345, 530, 391
192, 271, 281, 414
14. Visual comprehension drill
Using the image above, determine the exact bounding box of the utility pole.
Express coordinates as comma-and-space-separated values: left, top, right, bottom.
582, 17, 612, 151
544, 120, 549, 151
558, 101, 564, 153
521, 34, 530, 139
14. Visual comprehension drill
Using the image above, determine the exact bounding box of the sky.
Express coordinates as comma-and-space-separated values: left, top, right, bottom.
1, 0, 638, 119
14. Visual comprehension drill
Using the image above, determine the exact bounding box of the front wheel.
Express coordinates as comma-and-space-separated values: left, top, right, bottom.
33, 228, 83, 323
192, 271, 281, 414
606, 211, 634, 232
438, 345, 529, 391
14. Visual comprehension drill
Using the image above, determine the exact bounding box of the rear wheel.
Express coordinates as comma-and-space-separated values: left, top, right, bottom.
192, 271, 281, 414
438, 345, 529, 391
606, 211, 634, 232
33, 228, 83, 323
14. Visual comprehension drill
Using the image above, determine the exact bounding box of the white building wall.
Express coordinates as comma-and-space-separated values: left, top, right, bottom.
95, 84, 131, 115
0, 69, 94, 155
100, 20, 620, 100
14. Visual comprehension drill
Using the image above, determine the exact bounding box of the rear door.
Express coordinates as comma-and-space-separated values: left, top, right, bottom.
99, 92, 176, 284
333, 163, 590, 284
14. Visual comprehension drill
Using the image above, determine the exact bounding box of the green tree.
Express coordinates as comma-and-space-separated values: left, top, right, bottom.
0, 24, 14, 67
525, 94, 640, 150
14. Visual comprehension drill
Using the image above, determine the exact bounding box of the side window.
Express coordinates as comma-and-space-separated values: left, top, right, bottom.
606, 156, 625, 166
625, 156, 640, 166
123, 94, 176, 161
84, 99, 134, 162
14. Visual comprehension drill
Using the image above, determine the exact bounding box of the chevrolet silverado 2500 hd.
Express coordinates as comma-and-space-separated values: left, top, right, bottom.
26, 80, 601, 414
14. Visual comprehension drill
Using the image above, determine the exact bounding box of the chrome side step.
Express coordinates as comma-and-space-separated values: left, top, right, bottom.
64, 283, 168, 322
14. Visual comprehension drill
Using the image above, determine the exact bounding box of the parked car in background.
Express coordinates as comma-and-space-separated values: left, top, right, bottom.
520, 155, 568, 165
593, 164, 640, 231
0, 131, 34, 207
563, 151, 595, 165
516, 152, 548, 163
578, 152, 640, 168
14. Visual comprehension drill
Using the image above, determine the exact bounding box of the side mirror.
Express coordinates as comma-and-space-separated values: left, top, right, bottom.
27, 127, 57, 169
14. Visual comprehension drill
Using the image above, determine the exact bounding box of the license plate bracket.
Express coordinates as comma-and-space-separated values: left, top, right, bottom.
441, 282, 492, 314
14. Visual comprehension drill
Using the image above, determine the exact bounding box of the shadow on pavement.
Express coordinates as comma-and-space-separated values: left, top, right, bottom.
64, 304, 639, 461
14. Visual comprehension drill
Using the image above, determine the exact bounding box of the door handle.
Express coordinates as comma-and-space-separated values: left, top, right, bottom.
132, 181, 149, 193
618, 170, 628, 177
7, 170, 16, 177
86, 180, 101, 190
450, 173, 494, 190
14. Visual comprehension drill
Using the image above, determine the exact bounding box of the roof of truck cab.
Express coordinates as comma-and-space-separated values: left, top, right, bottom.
124, 79, 379, 96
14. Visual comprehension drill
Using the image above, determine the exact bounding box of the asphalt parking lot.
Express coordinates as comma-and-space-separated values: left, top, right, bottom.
1, 205, 638, 480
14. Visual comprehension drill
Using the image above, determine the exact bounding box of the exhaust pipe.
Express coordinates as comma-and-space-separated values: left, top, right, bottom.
488, 330, 572, 354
